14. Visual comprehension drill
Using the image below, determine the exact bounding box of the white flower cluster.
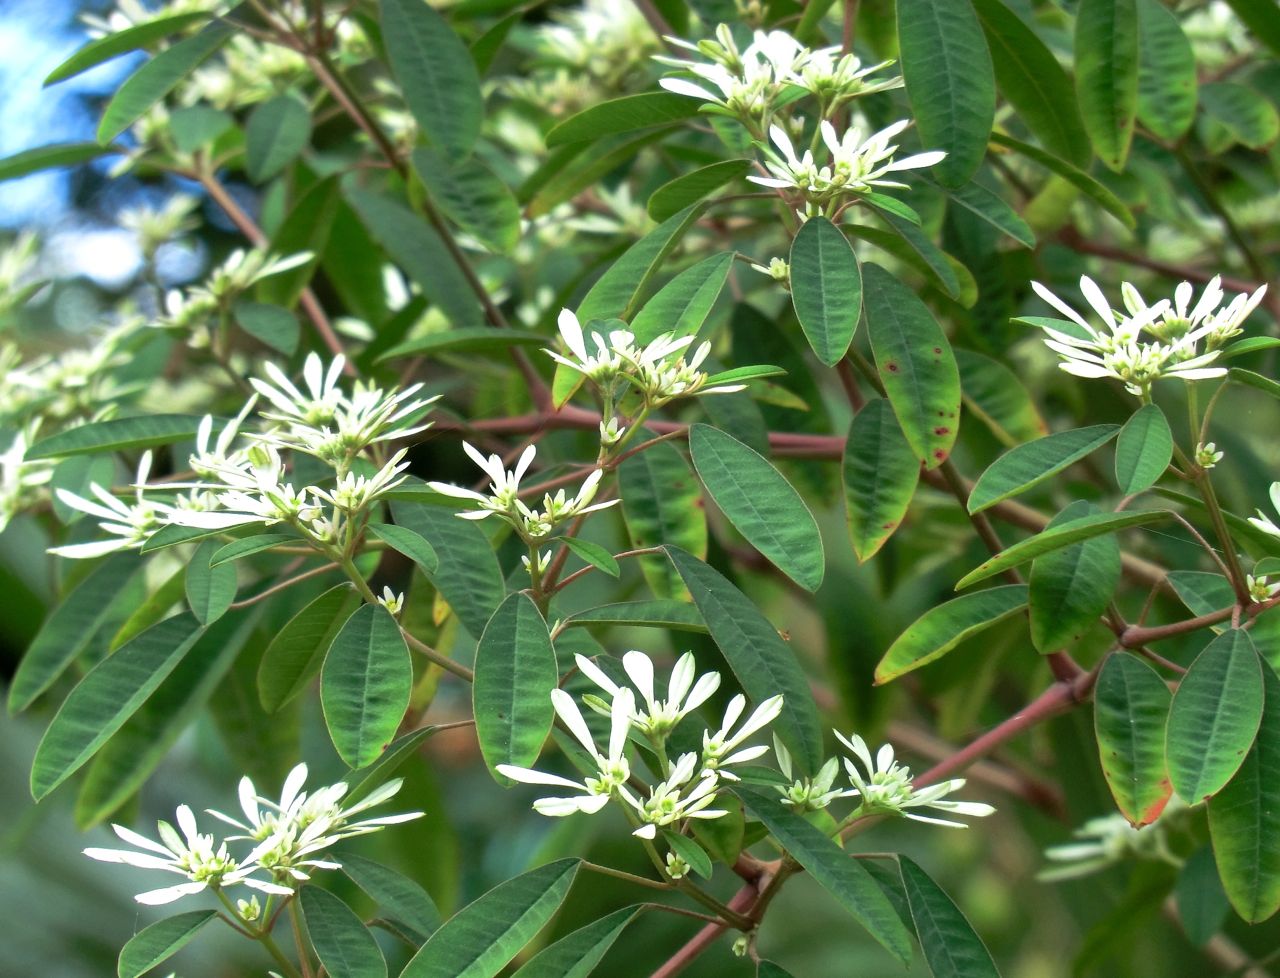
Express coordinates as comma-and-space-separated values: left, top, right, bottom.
1249, 482, 1280, 541
0, 429, 53, 534
1030, 275, 1267, 395
1039, 799, 1186, 882
160, 248, 312, 336
84, 764, 421, 906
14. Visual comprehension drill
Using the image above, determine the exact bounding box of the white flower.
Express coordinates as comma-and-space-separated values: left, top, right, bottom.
621, 334, 746, 403
1121, 275, 1267, 349
599, 418, 627, 447
429, 441, 535, 518
657, 27, 818, 120
251, 352, 346, 430
1195, 441, 1223, 469
1248, 482, 1280, 539
497, 687, 636, 816
50, 451, 175, 558
0, 429, 53, 532
190, 397, 257, 477
84, 805, 292, 906
309, 449, 411, 512
1247, 573, 1279, 602
787, 51, 902, 103
750, 257, 790, 284
575, 650, 721, 737
1039, 801, 1185, 881
522, 548, 552, 576
621, 752, 728, 839
377, 586, 404, 614
835, 732, 995, 827
774, 737, 849, 812
543, 308, 634, 382
700, 693, 784, 780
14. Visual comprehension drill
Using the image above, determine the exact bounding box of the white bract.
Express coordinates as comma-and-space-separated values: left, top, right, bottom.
0, 430, 53, 532
576, 650, 722, 737
50, 451, 176, 558
621, 751, 728, 839
774, 738, 848, 812
1249, 482, 1280, 539
700, 692, 785, 780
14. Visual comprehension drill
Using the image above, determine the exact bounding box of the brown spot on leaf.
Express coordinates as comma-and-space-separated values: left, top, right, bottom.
885, 362, 899, 372
934, 426, 950, 435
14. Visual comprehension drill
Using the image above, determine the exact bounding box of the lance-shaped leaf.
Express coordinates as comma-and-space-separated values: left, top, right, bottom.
1199, 82, 1279, 151
117, 909, 217, 978
381, 0, 482, 156
789, 216, 861, 366
0, 142, 121, 182
561, 538, 619, 578
875, 585, 1028, 684
1166, 628, 1264, 804
955, 510, 1167, 588
968, 424, 1119, 513
1136, 0, 1197, 143
1074, 0, 1140, 170
545, 92, 698, 147
27, 414, 206, 459
412, 148, 521, 254
185, 538, 237, 625
321, 604, 412, 769
245, 94, 311, 182
989, 133, 1134, 228
562, 600, 705, 633
630, 252, 733, 344
900, 857, 1001, 978
1209, 660, 1280, 922
368, 522, 439, 576
842, 399, 920, 562
690, 424, 824, 592
618, 439, 706, 601
45, 12, 208, 86
257, 585, 359, 713
342, 853, 441, 943
300, 886, 387, 978
378, 328, 546, 362
1094, 652, 1174, 825
347, 726, 440, 805
31, 613, 204, 799
863, 263, 962, 470
1029, 501, 1121, 653
474, 593, 557, 782
209, 533, 297, 566
737, 787, 913, 964
955, 349, 1047, 446
510, 906, 640, 978
1114, 403, 1172, 495
400, 859, 579, 978
648, 160, 752, 221
936, 178, 1035, 248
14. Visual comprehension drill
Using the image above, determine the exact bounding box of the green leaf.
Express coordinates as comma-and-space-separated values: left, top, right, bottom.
561, 538, 620, 578
1136, 0, 1197, 143
1222, 0, 1280, 57
300, 886, 387, 978
873, 213, 970, 303
737, 787, 913, 964
117, 909, 217, 978
378, 328, 546, 362
618, 439, 707, 601
474, 593, 557, 781
663, 831, 713, 879
789, 216, 861, 366
1114, 403, 1173, 495
1208, 660, 1280, 922
955, 349, 1047, 446
1221, 336, 1280, 359
937, 179, 1035, 248
863, 263, 962, 470
968, 425, 1119, 514
381, 0, 482, 156
1175, 847, 1230, 945
900, 856, 1001, 978
545, 92, 698, 147
27, 414, 205, 459
562, 600, 706, 633
648, 160, 752, 221
185, 538, 237, 625
210, 533, 296, 566
390, 502, 506, 638
1029, 501, 1121, 653
843, 399, 920, 562
368, 522, 439, 576
9, 552, 142, 712
898, 0, 995, 186
1075, 0, 1140, 170
347, 726, 441, 805
0, 142, 120, 182
875, 585, 1029, 684
1199, 82, 1280, 151
258, 584, 359, 713
1166, 628, 1264, 804
168, 105, 233, 154
400, 859, 579, 978
703, 364, 787, 387
1229, 366, 1280, 402
758, 963, 799, 978
245, 94, 311, 181
666, 548, 824, 774
31, 613, 204, 800
510, 906, 639, 978
321, 604, 412, 769
989, 133, 1134, 228
50, 455, 115, 524
1094, 652, 1174, 826
235, 301, 299, 356
576, 205, 704, 322
629, 252, 733, 345
45, 12, 209, 86
97, 18, 234, 143
342, 853, 441, 943
689, 424, 824, 592
956, 510, 1167, 588
412, 148, 521, 254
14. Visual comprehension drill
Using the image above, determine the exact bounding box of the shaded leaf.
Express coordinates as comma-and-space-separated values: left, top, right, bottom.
648, 160, 752, 221
630, 252, 733, 344
28, 414, 205, 459
1114, 403, 1173, 495
1029, 501, 1121, 653
258, 584, 359, 713
245, 94, 311, 182
789, 216, 861, 365
968, 424, 1119, 513
900, 856, 1001, 978
1094, 652, 1174, 825
842, 399, 919, 562
117, 910, 217, 978
510, 906, 639, 978
321, 604, 412, 768
301, 886, 387, 978
546, 92, 698, 147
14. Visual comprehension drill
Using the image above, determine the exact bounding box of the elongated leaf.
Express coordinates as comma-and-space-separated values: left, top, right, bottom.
561, 538, 619, 578
618, 439, 706, 600
937, 179, 1035, 248
1136, 0, 1197, 143
562, 600, 706, 632
875, 585, 1028, 684
46, 13, 208, 85
381, 0, 482, 156
576, 204, 703, 322
1114, 403, 1173, 495
342, 853, 441, 943
369, 522, 439, 576
378, 328, 546, 362
666, 548, 823, 773
1223, 0, 1280, 57
758, 963, 799, 978
968, 425, 1119, 513
347, 726, 441, 805
1094, 652, 1174, 825
31, 613, 204, 799
528, 131, 668, 218
1075, 0, 1139, 170
28, 414, 205, 459
300, 886, 387, 978
1175, 846, 1230, 945
898, 0, 995, 186
789, 216, 861, 366
401, 859, 579, 978
630, 252, 733, 345
663, 832, 713, 879
863, 263, 962, 470
185, 538, 237, 625
9, 552, 142, 712
97, 19, 233, 143
648, 160, 752, 221
1199, 82, 1280, 151
955, 348, 1047, 446
0, 142, 120, 182
474, 594, 557, 781
875, 213, 969, 303
989, 133, 1134, 228
843, 399, 920, 562
546, 92, 698, 147
258, 585, 359, 712
737, 787, 913, 963
956, 510, 1167, 588
1166, 629, 1264, 804
413, 148, 521, 254
210, 533, 296, 566
1209, 660, 1280, 922
900, 857, 1000, 978
511, 906, 639, 978
690, 424, 824, 592
321, 604, 412, 769
246, 94, 311, 182
1029, 501, 1121, 653
117, 909, 217, 978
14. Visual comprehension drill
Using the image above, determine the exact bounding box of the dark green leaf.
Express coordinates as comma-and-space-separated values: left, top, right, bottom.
185, 538, 237, 625
989, 133, 1135, 228
1136, 0, 1197, 143
662, 832, 713, 879
245, 94, 311, 182
955, 348, 1047, 446
342, 853, 441, 943
968, 424, 1119, 513
900, 856, 1001, 978
562, 600, 706, 633
618, 439, 707, 601
648, 160, 752, 221
1175, 847, 1229, 944
301, 886, 387, 978
789, 216, 861, 366
510, 906, 639, 978
235, 301, 300, 356
937, 179, 1035, 248
369, 522, 439, 576
546, 92, 698, 147
1029, 501, 1121, 653
377, 328, 546, 362
842, 399, 920, 562
1114, 403, 1173, 495
321, 604, 413, 768
258, 584, 359, 713
1094, 651, 1174, 825
1222, 0, 1280, 57
413, 148, 521, 254
560, 538, 620, 578
210, 533, 297, 566
875, 585, 1029, 683
117, 910, 217, 978
630, 252, 733, 345
1075, 0, 1139, 170
28, 414, 206, 459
